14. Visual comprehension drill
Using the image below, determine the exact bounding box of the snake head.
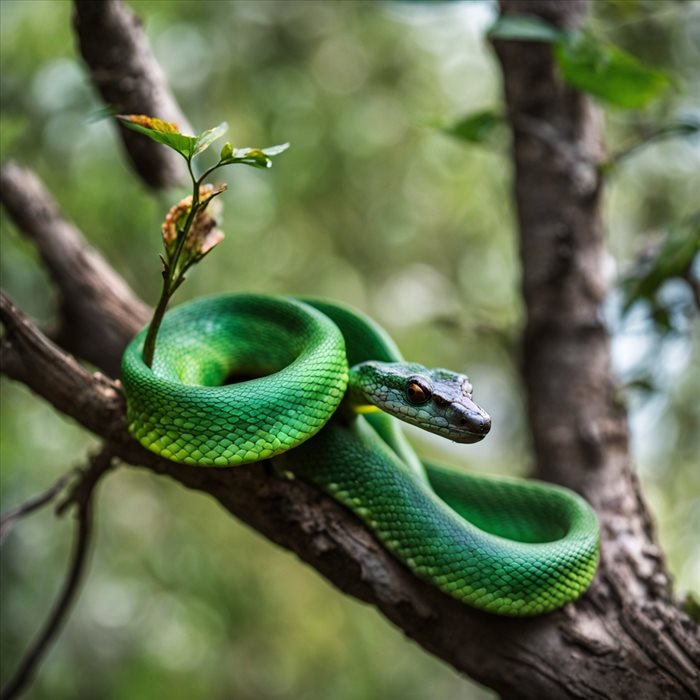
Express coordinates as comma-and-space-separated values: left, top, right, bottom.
349, 361, 491, 443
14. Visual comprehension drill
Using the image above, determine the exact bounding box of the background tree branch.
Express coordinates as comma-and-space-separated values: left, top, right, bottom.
0, 447, 113, 700
0, 162, 149, 377
73, 0, 191, 188
490, 0, 700, 697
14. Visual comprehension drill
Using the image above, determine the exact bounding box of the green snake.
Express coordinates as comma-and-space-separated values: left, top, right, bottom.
121, 294, 599, 616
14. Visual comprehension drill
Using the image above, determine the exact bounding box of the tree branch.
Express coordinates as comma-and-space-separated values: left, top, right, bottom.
0, 469, 78, 540
0, 291, 126, 435
0, 289, 569, 698
3, 249, 699, 698
491, 0, 700, 697
0, 447, 113, 700
0, 161, 150, 377
72, 0, 191, 188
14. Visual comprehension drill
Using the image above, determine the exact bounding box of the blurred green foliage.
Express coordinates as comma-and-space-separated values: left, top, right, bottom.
442, 109, 505, 146
622, 215, 699, 332
554, 31, 670, 108
488, 15, 669, 109
1, 1, 698, 699
488, 10, 673, 109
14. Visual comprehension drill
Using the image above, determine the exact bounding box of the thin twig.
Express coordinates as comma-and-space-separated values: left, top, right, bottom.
0, 447, 114, 700
603, 120, 700, 171
0, 469, 78, 540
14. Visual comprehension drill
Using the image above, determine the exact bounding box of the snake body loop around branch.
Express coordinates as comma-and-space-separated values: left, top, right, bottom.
122, 294, 599, 615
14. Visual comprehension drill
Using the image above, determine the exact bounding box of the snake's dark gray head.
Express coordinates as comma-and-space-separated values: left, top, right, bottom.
348, 361, 491, 443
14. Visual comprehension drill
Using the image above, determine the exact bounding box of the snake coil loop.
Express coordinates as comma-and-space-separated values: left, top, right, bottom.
122, 294, 599, 615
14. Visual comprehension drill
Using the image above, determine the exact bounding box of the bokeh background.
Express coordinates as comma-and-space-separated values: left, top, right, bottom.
1, 1, 698, 698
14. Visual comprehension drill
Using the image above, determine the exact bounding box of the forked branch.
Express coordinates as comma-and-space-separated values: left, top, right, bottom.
0, 448, 114, 700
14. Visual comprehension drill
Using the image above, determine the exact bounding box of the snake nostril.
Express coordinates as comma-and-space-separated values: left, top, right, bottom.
459, 412, 491, 433
459, 415, 480, 430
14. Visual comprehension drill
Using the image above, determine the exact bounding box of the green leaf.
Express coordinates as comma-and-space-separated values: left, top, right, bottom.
623, 376, 656, 394
554, 34, 670, 109
487, 15, 563, 43
260, 143, 290, 156
622, 219, 700, 321
443, 110, 505, 145
220, 142, 290, 169
220, 142, 233, 160
117, 114, 196, 158
0, 114, 28, 154
233, 148, 273, 169
193, 122, 228, 157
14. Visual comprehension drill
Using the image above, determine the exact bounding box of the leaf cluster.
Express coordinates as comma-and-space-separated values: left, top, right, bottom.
488, 14, 670, 110
622, 218, 700, 333
443, 13, 681, 149
117, 115, 289, 171
115, 115, 289, 367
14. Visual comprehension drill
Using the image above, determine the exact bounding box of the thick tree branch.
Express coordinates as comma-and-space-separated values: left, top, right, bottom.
491, 0, 700, 697
72, 0, 191, 188
0, 290, 581, 698
0, 161, 150, 377
1, 292, 127, 439
0, 447, 113, 700
3, 259, 699, 699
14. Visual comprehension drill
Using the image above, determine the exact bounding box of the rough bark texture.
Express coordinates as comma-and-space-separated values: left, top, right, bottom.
490, 1, 700, 698
0, 162, 150, 377
73, 0, 191, 188
0, 290, 609, 700
1, 0, 698, 698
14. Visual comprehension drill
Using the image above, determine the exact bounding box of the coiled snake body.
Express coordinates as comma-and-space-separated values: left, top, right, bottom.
122, 294, 599, 616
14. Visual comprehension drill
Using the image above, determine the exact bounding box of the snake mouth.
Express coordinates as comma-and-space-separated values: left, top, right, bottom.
453, 429, 489, 444
448, 400, 491, 443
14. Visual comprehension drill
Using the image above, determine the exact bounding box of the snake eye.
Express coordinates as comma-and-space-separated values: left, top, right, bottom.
406, 381, 430, 405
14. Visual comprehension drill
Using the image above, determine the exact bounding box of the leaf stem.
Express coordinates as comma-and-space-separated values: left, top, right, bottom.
196, 161, 222, 186
141, 279, 171, 367
141, 157, 202, 367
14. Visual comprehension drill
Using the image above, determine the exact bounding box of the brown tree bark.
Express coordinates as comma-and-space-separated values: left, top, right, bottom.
73, 0, 191, 188
490, 0, 700, 697
0, 163, 149, 377
1, 1, 698, 698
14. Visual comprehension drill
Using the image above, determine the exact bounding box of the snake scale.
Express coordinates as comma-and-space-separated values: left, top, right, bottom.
122, 294, 599, 616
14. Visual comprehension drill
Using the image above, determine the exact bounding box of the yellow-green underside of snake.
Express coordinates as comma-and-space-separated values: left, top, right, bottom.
121, 294, 600, 616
